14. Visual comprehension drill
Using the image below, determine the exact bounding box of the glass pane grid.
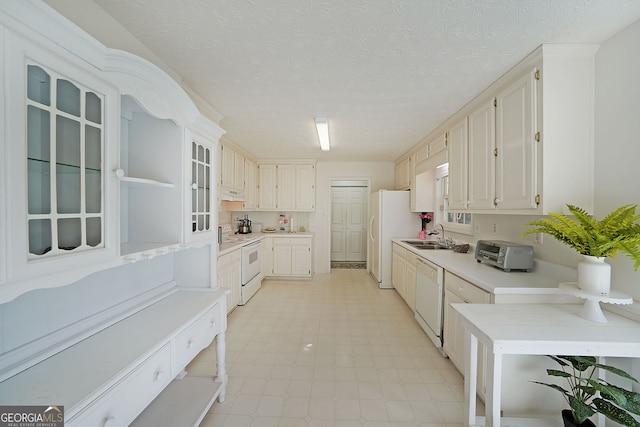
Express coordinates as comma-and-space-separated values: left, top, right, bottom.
26, 61, 105, 258
191, 142, 211, 233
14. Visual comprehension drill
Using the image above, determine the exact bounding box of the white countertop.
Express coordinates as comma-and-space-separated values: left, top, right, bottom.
392, 238, 577, 295
218, 232, 314, 256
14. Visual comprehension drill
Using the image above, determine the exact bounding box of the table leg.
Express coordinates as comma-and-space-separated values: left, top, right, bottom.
464, 329, 478, 427
215, 331, 227, 402
485, 350, 503, 427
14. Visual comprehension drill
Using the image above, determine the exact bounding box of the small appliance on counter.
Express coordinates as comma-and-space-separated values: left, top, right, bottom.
475, 240, 534, 272
238, 214, 252, 234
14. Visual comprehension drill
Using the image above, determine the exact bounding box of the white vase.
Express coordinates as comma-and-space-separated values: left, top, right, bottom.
577, 255, 611, 295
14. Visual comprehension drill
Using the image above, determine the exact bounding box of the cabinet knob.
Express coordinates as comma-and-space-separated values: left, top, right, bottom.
187, 339, 196, 348
115, 168, 125, 178
102, 416, 116, 427
153, 370, 165, 381
459, 286, 464, 292
192, 183, 198, 190
209, 320, 215, 328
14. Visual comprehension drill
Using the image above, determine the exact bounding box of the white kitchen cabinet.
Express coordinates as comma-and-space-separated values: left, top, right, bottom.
428, 133, 447, 157
258, 162, 316, 211
468, 99, 497, 210
243, 158, 258, 210
443, 271, 490, 398
277, 164, 296, 210
405, 255, 417, 311
272, 240, 292, 276
234, 150, 245, 191
188, 134, 215, 240
415, 143, 429, 165
268, 236, 312, 278
258, 164, 277, 210
394, 155, 413, 190
291, 239, 312, 276
261, 236, 273, 278
435, 45, 596, 215
220, 143, 245, 192
495, 69, 538, 210
295, 164, 316, 211
392, 244, 407, 299
217, 248, 241, 314
391, 243, 417, 311
411, 134, 447, 213
3, 27, 119, 294
446, 117, 469, 210
220, 143, 235, 189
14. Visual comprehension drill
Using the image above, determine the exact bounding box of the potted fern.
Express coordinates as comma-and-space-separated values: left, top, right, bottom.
533, 355, 640, 427
523, 204, 640, 295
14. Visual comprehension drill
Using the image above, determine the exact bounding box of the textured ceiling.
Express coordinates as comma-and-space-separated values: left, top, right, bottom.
89, 0, 640, 161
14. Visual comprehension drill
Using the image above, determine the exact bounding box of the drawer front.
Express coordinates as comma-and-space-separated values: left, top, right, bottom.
444, 272, 490, 303
173, 303, 221, 373
68, 344, 172, 427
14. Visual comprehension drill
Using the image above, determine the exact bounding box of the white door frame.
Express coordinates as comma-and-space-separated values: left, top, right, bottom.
327, 178, 371, 267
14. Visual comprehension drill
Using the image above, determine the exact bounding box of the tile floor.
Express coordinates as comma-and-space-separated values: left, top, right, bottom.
188, 269, 479, 427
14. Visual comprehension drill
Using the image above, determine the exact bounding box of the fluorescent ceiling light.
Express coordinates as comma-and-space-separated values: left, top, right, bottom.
315, 117, 330, 151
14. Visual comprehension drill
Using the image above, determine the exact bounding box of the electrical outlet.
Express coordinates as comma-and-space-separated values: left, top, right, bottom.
534, 232, 543, 244
492, 223, 497, 233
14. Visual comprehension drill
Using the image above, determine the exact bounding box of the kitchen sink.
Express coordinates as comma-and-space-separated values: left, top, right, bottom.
401, 240, 448, 250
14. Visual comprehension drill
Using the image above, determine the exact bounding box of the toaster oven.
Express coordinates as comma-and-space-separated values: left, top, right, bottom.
475, 240, 534, 272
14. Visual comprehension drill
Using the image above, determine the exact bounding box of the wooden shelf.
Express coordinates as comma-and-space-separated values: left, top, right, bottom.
131, 376, 222, 427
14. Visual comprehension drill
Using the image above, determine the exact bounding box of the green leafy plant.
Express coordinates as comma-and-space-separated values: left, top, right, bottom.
533, 355, 640, 426
522, 204, 640, 270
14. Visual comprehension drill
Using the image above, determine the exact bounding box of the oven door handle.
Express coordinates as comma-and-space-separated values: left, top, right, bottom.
242, 240, 261, 249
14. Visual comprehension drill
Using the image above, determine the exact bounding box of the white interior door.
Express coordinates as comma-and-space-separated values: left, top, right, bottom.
331, 185, 367, 262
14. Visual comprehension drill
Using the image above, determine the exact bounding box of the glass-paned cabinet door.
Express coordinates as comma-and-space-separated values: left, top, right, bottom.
26, 62, 105, 258
191, 140, 212, 234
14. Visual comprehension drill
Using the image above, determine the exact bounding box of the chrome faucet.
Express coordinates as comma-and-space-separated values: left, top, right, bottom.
435, 223, 453, 248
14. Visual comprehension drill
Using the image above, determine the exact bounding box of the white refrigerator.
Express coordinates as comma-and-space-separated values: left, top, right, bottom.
368, 190, 421, 288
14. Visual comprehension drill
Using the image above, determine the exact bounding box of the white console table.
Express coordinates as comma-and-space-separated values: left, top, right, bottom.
452, 303, 640, 427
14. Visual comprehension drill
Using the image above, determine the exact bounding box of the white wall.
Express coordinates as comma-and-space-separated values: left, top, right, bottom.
594, 19, 640, 301
311, 161, 395, 273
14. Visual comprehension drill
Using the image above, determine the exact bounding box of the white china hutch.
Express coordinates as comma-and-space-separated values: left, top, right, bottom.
0, 1, 228, 425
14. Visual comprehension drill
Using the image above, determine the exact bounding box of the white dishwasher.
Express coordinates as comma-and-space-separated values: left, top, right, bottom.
414, 256, 444, 349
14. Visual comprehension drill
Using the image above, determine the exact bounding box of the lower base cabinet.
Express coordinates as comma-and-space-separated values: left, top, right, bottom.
217, 249, 241, 313
443, 271, 490, 399
392, 243, 417, 311
267, 237, 312, 278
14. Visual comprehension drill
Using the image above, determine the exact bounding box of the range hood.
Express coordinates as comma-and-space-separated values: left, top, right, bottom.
220, 188, 245, 201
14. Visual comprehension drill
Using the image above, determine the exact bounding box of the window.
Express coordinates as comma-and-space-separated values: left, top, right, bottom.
437, 166, 473, 235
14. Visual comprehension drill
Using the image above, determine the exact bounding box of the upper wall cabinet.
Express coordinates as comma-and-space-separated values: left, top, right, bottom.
424, 44, 598, 215
447, 117, 469, 211
220, 143, 245, 192
394, 155, 413, 190
258, 162, 316, 211
242, 158, 258, 210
